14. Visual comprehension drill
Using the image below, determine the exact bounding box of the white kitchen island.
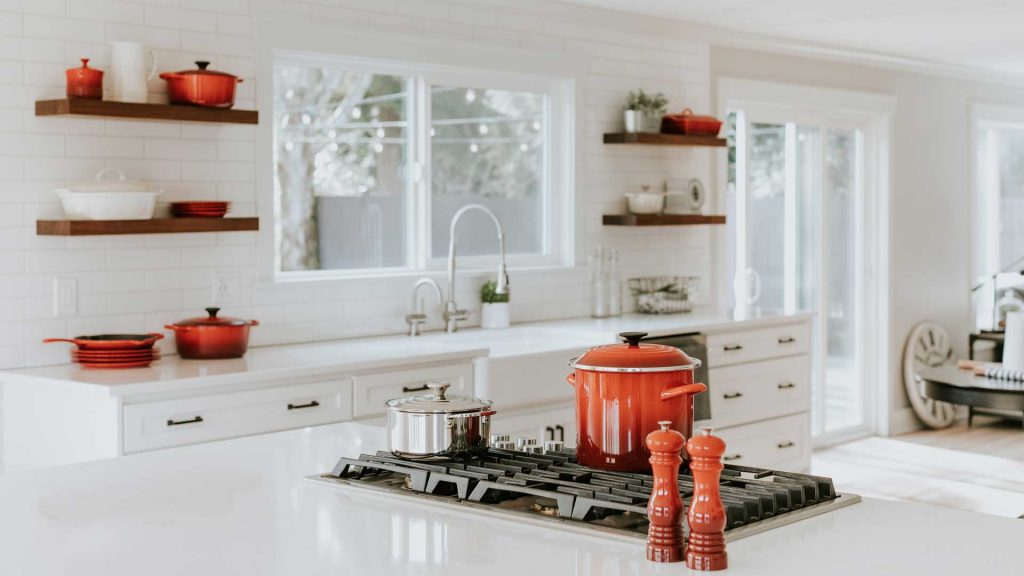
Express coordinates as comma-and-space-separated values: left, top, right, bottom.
0, 420, 1019, 576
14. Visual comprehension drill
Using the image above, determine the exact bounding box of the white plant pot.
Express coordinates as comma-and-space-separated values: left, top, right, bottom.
480, 302, 510, 329
623, 110, 643, 133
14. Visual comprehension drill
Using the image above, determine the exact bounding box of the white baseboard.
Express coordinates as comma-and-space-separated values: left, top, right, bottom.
888, 406, 923, 436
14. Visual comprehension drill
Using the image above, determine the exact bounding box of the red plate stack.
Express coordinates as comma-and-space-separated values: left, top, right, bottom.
43, 333, 163, 369
172, 201, 230, 218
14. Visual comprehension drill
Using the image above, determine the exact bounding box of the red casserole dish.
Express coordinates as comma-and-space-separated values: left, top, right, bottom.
661, 108, 722, 136
165, 307, 258, 359
160, 61, 241, 109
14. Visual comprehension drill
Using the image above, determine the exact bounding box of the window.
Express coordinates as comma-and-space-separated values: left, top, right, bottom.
972, 106, 1024, 330
272, 54, 568, 277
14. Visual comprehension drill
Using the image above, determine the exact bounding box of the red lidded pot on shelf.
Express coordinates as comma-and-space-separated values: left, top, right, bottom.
567, 332, 707, 471
159, 61, 242, 109
66, 58, 103, 100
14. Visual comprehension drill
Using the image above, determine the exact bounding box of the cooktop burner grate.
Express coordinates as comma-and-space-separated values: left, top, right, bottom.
311, 447, 859, 542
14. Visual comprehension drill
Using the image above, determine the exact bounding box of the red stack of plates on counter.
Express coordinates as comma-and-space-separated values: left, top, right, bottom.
172, 201, 230, 218
43, 333, 163, 369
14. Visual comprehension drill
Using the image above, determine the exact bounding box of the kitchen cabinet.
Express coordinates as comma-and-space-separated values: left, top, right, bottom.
2, 358, 474, 472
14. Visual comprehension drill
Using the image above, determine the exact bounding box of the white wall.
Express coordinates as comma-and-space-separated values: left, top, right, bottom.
0, 0, 718, 370
711, 46, 1024, 433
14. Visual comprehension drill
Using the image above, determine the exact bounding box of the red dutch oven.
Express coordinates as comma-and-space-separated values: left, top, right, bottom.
66, 58, 103, 100
160, 61, 241, 108
567, 332, 707, 471
165, 307, 258, 359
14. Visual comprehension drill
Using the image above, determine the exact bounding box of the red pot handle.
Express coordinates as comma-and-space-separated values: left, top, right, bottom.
42, 338, 77, 345
566, 373, 576, 387
660, 382, 707, 401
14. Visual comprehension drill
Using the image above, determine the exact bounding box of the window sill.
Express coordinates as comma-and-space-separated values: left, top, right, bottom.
268, 263, 583, 286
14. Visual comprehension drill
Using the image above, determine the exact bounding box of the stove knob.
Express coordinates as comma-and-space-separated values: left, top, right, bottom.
494, 440, 516, 450
543, 440, 564, 453
490, 434, 511, 445
525, 443, 545, 454
515, 437, 537, 450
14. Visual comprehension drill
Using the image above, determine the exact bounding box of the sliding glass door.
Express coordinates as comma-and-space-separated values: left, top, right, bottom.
727, 106, 873, 444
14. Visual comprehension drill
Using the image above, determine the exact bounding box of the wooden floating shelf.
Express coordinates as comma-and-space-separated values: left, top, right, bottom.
603, 214, 727, 226
603, 132, 727, 147
35, 99, 258, 125
37, 218, 260, 236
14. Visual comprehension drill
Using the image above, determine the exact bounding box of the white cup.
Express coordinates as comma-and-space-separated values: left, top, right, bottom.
108, 41, 157, 103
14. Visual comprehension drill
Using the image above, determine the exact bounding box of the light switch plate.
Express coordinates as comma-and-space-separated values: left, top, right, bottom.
212, 272, 241, 304
54, 277, 77, 317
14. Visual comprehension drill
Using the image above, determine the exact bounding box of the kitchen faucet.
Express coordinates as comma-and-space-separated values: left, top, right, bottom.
405, 277, 443, 336
444, 204, 509, 333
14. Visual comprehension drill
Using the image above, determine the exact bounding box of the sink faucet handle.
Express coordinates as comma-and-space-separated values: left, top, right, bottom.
405, 313, 427, 336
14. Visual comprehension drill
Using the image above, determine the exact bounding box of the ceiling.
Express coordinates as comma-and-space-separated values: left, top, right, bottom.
561, 0, 1024, 77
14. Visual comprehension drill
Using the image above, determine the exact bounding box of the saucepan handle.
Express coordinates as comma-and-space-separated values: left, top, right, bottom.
660, 382, 707, 401
566, 373, 576, 388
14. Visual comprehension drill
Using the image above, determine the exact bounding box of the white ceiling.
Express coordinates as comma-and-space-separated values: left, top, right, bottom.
562, 0, 1024, 77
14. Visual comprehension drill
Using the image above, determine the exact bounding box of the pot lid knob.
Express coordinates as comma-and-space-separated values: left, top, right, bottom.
195, 60, 210, 70
426, 381, 450, 400
620, 331, 648, 348
205, 307, 220, 318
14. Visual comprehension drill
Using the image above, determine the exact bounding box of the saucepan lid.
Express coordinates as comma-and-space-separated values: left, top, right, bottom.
386, 381, 493, 415
570, 331, 700, 373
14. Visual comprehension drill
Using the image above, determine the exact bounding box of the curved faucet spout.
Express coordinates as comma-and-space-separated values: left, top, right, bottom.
445, 204, 510, 333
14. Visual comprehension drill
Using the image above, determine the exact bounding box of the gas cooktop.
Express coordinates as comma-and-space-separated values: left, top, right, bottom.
308, 445, 860, 542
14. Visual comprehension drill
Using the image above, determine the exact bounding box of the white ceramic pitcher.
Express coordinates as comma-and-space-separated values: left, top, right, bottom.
107, 41, 157, 103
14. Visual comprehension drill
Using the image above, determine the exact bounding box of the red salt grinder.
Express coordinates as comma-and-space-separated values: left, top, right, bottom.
645, 420, 685, 562
686, 426, 728, 571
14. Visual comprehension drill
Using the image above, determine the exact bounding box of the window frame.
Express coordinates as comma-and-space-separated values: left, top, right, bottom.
261, 41, 576, 282
971, 104, 1024, 282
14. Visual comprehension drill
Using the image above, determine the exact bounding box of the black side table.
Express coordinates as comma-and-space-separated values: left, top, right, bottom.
918, 365, 1024, 429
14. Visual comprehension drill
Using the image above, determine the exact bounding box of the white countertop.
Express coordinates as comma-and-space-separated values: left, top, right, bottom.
0, 420, 1018, 576
1, 308, 811, 397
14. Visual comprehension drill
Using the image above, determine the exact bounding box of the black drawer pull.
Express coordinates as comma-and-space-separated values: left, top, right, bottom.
723, 454, 743, 461
402, 384, 430, 393
777, 336, 796, 344
722, 392, 743, 399
288, 400, 320, 411
723, 344, 743, 351
555, 424, 565, 441
545, 426, 555, 440
777, 441, 795, 449
777, 382, 796, 389
167, 416, 203, 427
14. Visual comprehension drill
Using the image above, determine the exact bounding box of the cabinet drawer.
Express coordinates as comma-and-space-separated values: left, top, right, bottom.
709, 355, 810, 428
707, 323, 810, 367
123, 379, 353, 454
714, 413, 809, 470
352, 363, 473, 418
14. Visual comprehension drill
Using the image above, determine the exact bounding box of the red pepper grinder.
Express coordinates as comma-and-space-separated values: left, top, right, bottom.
645, 420, 685, 562
686, 426, 728, 571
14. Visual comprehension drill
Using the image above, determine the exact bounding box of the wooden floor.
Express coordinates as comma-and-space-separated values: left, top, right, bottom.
812, 416, 1024, 518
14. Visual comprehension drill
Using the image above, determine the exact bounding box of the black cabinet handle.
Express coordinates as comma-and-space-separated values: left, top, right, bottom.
723, 454, 743, 461
288, 400, 320, 410
722, 392, 743, 399
555, 425, 565, 441
723, 344, 743, 351
545, 426, 555, 441
167, 416, 203, 427
778, 336, 796, 344
402, 384, 429, 393
777, 441, 795, 449
777, 382, 796, 389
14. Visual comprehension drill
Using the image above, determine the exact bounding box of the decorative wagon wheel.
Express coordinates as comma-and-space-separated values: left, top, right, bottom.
902, 321, 957, 428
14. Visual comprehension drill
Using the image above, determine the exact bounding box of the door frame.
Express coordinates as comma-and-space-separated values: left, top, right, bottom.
716, 78, 895, 446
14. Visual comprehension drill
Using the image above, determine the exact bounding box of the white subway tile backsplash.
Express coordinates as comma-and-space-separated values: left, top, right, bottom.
67, 135, 145, 159
144, 5, 217, 33
68, 0, 145, 25
145, 138, 218, 160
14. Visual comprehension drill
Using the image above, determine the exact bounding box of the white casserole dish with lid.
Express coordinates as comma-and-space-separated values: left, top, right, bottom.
56, 168, 163, 220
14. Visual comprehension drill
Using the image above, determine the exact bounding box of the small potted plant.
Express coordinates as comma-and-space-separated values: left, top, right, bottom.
480, 280, 510, 329
623, 89, 668, 133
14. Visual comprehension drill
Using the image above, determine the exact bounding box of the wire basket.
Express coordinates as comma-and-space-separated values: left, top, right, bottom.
628, 276, 698, 314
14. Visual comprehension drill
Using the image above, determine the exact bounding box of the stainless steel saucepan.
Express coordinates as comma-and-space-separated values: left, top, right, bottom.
385, 381, 496, 460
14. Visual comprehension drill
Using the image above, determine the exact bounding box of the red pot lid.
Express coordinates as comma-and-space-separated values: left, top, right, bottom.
172, 307, 252, 327
572, 332, 699, 373
169, 61, 238, 79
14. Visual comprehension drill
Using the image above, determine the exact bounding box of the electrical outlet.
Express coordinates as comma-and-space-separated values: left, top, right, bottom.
212, 272, 241, 305
54, 277, 77, 317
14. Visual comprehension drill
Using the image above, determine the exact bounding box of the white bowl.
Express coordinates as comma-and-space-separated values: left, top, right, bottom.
625, 192, 665, 215
56, 189, 162, 220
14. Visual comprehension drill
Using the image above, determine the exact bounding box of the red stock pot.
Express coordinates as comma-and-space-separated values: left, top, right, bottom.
567, 332, 707, 471
165, 307, 258, 359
